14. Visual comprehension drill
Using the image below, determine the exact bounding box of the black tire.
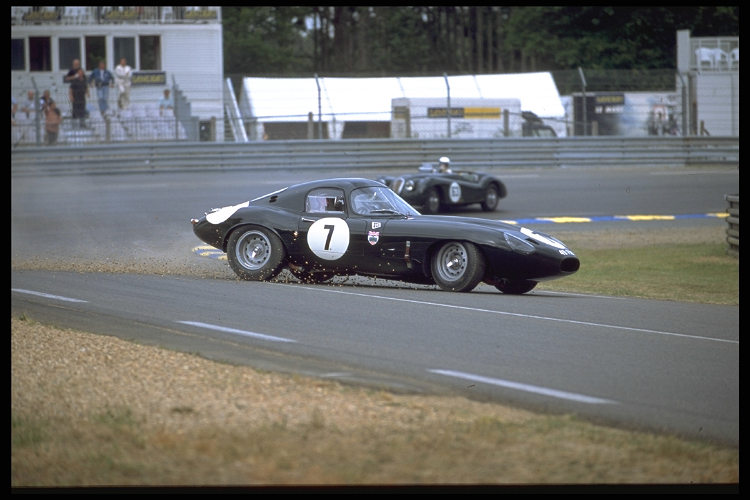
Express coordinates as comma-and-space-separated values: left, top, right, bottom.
227, 226, 286, 281
480, 184, 500, 212
494, 279, 537, 295
430, 241, 486, 292
422, 187, 441, 214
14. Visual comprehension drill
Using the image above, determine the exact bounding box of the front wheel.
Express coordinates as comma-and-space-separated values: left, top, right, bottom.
494, 279, 537, 295
480, 184, 499, 211
422, 187, 441, 214
227, 226, 286, 281
431, 241, 486, 292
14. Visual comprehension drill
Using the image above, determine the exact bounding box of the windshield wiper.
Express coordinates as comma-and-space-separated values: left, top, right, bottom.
370, 209, 406, 216
372, 209, 411, 218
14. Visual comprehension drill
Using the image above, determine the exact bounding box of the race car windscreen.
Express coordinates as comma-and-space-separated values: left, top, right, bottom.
350, 186, 420, 216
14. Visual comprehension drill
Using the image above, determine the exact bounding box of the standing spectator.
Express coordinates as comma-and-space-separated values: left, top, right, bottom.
11, 96, 18, 124
64, 58, 82, 87
65, 59, 89, 128
20, 89, 39, 120
89, 60, 114, 116
69, 67, 89, 127
158, 88, 174, 116
40, 89, 52, 111
44, 99, 62, 145
115, 57, 132, 110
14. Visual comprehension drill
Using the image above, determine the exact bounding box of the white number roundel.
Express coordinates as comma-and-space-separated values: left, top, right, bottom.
448, 182, 462, 203
307, 217, 350, 260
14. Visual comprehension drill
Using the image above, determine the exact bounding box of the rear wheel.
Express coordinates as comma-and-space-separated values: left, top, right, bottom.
494, 279, 537, 295
481, 184, 500, 211
422, 188, 441, 214
227, 226, 285, 281
431, 241, 486, 292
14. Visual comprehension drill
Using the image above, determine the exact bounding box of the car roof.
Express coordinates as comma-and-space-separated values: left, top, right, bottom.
251, 177, 386, 211
288, 177, 384, 192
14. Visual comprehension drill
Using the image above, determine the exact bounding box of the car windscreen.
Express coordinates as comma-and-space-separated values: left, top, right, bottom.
350, 186, 420, 216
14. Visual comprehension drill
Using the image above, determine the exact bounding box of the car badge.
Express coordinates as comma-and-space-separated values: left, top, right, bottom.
368, 230, 380, 245
372, 221, 381, 229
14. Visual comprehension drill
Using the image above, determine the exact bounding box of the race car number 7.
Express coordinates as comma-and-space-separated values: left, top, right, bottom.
323, 224, 335, 250
307, 217, 350, 260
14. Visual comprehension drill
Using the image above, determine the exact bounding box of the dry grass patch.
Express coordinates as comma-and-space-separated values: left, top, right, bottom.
12, 317, 738, 487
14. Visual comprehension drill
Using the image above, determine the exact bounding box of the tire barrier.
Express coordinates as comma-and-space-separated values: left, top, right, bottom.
724, 194, 739, 256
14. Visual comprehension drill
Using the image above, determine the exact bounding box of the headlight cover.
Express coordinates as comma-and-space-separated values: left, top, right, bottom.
504, 232, 535, 254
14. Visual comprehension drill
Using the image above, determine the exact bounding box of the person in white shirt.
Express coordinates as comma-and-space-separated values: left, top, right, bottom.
114, 57, 133, 110
159, 88, 174, 116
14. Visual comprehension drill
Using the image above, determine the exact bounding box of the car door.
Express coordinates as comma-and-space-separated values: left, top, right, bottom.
297, 188, 368, 270
451, 171, 485, 203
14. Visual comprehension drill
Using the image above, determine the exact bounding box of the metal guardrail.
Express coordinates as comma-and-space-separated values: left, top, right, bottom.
10, 136, 739, 177
724, 194, 739, 256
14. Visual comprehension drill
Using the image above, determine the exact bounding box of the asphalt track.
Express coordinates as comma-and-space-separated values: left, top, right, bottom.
10, 165, 739, 446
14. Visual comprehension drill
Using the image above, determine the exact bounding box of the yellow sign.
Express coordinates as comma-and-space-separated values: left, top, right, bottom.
132, 72, 167, 86
464, 107, 501, 119
185, 9, 218, 20
427, 107, 502, 119
104, 9, 139, 21
23, 10, 60, 22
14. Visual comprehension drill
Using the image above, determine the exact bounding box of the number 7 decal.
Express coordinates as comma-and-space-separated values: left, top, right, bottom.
307, 218, 350, 260
324, 224, 335, 250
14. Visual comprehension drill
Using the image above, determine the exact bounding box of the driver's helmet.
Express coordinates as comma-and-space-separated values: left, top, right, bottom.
438, 156, 451, 172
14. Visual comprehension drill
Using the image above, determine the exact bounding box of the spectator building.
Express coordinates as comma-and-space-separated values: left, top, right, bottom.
11, 6, 224, 144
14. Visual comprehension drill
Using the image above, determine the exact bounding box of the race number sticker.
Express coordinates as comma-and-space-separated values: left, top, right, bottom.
448, 182, 462, 203
307, 217, 350, 260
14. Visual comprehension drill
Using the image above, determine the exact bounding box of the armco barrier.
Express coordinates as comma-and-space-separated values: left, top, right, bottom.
724, 194, 739, 256
10, 136, 739, 176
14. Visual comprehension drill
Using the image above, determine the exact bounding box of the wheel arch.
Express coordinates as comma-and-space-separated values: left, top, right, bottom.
485, 179, 507, 199
222, 223, 288, 254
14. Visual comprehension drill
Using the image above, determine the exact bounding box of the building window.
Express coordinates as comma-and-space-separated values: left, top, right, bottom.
85, 36, 106, 70
139, 36, 161, 70
114, 37, 136, 69
59, 38, 81, 71
11, 39, 25, 70
29, 37, 51, 71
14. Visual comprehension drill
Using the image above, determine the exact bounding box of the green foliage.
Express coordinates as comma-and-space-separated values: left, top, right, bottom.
222, 6, 738, 81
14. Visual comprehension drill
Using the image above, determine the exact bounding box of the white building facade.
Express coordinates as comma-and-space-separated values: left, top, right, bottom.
11, 6, 224, 144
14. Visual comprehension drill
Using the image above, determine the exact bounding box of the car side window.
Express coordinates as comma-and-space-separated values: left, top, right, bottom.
305, 188, 345, 214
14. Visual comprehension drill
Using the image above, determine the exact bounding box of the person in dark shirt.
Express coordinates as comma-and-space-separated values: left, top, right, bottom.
64, 59, 89, 127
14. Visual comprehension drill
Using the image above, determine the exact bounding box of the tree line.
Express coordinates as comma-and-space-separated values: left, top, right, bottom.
222, 6, 738, 83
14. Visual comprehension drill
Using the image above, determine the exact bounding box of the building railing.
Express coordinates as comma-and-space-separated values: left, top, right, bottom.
691, 36, 739, 72
12, 106, 196, 146
11, 6, 221, 25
